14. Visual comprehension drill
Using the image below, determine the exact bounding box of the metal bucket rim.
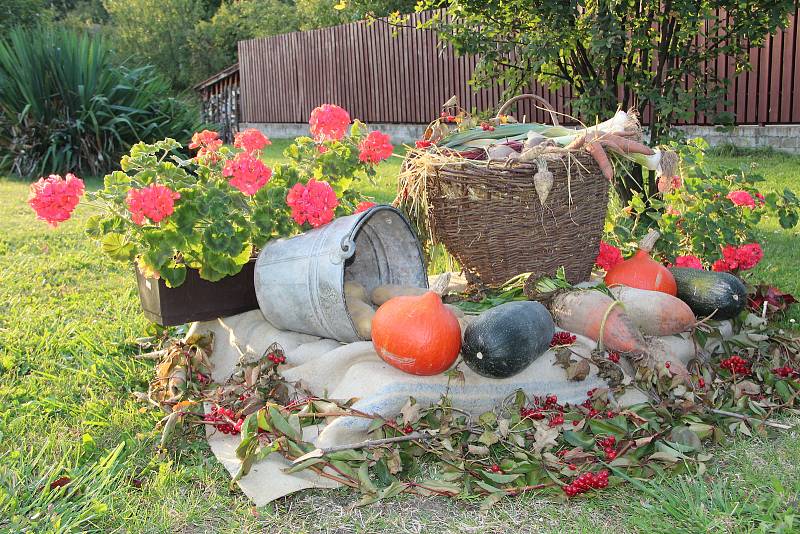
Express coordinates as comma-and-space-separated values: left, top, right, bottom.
341, 204, 429, 340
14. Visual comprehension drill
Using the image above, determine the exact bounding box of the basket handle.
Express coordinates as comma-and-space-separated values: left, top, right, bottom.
496, 94, 560, 126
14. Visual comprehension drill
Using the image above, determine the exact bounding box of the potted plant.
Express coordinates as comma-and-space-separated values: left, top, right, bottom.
27, 104, 395, 325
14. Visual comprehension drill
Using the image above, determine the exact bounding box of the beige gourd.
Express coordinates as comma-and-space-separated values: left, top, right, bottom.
345, 281, 376, 339
370, 284, 429, 306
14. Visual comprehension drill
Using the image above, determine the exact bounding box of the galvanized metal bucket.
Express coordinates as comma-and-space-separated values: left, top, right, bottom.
254, 205, 428, 342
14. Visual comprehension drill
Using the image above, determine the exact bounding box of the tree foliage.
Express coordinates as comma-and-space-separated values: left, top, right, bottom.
5, 0, 419, 90
415, 1, 793, 145
0, 0, 49, 32
409, 1, 794, 200
103, 0, 206, 90
189, 0, 300, 80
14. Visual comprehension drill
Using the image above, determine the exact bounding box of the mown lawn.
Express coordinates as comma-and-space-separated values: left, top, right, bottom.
1, 145, 799, 532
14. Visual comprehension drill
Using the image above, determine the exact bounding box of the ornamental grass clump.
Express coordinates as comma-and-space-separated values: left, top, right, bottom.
27, 105, 395, 287
0, 26, 200, 178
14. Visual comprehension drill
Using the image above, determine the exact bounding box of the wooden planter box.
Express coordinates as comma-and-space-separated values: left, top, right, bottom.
135, 260, 259, 326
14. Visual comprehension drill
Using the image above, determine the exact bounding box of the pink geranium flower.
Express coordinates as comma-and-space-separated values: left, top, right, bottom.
595, 241, 623, 271
286, 179, 339, 227
674, 255, 703, 269
727, 190, 756, 208
28, 173, 85, 227
234, 128, 271, 154
354, 201, 376, 213
126, 184, 180, 225
309, 104, 351, 142
222, 152, 272, 196
657, 175, 683, 193
358, 131, 394, 164
189, 130, 223, 160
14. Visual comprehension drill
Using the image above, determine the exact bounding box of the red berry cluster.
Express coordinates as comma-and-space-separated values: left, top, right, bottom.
204, 405, 244, 435
415, 140, 433, 149
697, 377, 705, 388
521, 395, 562, 421
194, 372, 210, 385
550, 332, 577, 347
772, 365, 798, 378
267, 351, 286, 365
563, 470, 609, 497
520, 407, 546, 420
548, 414, 565, 427
489, 463, 502, 473
480, 122, 496, 131
607, 351, 620, 363
439, 112, 457, 123
721, 355, 750, 375
402, 424, 414, 434
597, 435, 617, 460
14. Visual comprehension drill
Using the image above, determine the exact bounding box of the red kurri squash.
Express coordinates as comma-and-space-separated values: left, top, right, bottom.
371, 291, 461, 376
604, 230, 677, 296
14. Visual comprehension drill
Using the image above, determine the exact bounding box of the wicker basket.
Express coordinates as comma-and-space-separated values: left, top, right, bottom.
425, 95, 610, 287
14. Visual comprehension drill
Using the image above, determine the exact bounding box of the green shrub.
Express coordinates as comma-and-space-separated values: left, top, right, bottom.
0, 25, 201, 178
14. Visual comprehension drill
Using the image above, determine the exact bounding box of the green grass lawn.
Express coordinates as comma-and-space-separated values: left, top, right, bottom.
1, 146, 799, 532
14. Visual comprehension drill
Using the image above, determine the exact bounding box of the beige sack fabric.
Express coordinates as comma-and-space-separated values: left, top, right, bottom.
186, 306, 720, 505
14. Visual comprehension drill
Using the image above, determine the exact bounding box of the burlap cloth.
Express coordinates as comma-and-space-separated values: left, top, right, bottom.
186, 301, 720, 505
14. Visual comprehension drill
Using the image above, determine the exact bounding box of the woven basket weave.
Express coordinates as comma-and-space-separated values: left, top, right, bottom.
425, 95, 610, 287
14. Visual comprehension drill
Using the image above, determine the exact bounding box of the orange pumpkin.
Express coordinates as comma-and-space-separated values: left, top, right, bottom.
604, 229, 677, 295
371, 291, 461, 376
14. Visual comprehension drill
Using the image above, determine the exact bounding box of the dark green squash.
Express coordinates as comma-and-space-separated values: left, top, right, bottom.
462, 301, 555, 378
668, 267, 747, 320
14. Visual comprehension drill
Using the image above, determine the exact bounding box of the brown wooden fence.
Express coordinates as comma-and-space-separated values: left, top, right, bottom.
235, 9, 800, 126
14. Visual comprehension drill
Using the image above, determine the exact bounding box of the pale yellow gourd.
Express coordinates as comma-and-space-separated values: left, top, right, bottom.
370, 284, 429, 306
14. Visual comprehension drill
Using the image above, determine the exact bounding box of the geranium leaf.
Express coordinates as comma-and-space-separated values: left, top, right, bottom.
101, 233, 136, 262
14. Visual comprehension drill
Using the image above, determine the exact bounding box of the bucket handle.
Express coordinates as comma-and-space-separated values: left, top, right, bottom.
337, 206, 380, 262
337, 204, 392, 262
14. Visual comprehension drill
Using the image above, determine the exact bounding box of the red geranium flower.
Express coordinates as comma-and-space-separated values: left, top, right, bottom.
309, 104, 351, 142
674, 255, 703, 269
712, 259, 730, 272
233, 128, 271, 154
736, 243, 763, 270
126, 184, 180, 225
595, 241, 623, 271
286, 179, 339, 227
727, 190, 756, 208
358, 131, 394, 164
28, 173, 85, 227
712, 243, 764, 272
354, 201, 376, 213
222, 152, 272, 196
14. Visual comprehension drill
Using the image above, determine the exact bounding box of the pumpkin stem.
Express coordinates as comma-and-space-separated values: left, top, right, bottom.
638, 229, 661, 253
